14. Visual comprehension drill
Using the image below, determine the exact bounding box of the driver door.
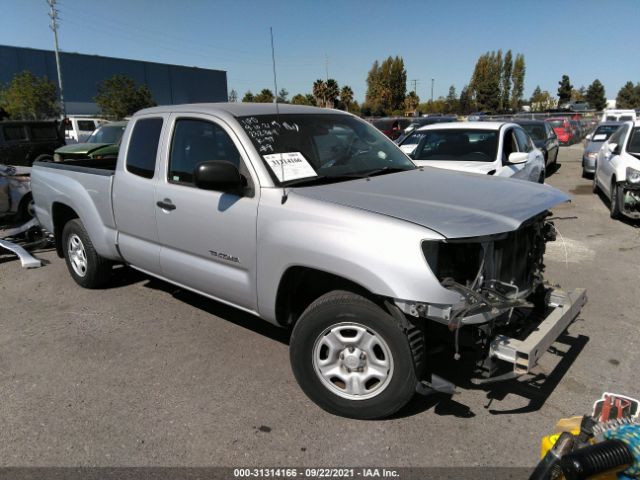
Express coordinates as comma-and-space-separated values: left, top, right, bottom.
154, 114, 260, 312
599, 125, 628, 196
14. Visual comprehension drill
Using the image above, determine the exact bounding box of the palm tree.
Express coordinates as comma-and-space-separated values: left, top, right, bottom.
340, 85, 354, 111
325, 79, 340, 109
312, 79, 327, 107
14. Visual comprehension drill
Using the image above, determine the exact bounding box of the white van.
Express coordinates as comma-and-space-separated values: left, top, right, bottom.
63, 116, 108, 144
601, 109, 637, 122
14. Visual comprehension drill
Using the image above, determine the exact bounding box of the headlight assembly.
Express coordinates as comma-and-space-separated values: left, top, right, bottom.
627, 167, 640, 184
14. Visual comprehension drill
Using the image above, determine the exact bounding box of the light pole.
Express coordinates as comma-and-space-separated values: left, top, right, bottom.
431, 78, 434, 103
47, 0, 65, 117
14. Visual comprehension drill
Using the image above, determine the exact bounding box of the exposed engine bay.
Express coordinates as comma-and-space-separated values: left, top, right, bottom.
398, 211, 585, 383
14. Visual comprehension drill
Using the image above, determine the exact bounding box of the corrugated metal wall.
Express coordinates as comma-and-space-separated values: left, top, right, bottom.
0, 45, 228, 115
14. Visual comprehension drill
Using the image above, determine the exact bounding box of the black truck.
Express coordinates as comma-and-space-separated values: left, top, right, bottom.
0, 120, 65, 166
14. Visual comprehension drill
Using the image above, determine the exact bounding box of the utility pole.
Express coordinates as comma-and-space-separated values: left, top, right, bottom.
411, 79, 419, 94
431, 78, 434, 103
47, 0, 65, 117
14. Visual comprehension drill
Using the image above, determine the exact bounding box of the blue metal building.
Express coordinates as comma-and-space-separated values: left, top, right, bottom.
0, 44, 228, 115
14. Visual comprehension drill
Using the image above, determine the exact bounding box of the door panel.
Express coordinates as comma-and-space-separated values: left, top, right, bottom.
155, 115, 259, 311
112, 116, 165, 274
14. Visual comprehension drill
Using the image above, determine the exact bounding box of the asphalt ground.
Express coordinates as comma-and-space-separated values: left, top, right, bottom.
1, 144, 639, 468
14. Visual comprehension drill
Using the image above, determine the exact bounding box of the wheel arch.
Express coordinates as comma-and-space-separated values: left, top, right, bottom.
274, 266, 384, 327
51, 202, 79, 257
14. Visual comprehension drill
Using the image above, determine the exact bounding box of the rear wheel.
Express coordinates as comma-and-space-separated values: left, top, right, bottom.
290, 290, 422, 419
62, 219, 112, 288
592, 166, 599, 193
17, 193, 35, 221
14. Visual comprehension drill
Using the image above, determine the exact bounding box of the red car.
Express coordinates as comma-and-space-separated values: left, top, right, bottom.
372, 117, 413, 140
545, 117, 573, 145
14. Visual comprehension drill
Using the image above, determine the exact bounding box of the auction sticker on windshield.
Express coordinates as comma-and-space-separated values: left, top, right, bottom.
263, 152, 317, 182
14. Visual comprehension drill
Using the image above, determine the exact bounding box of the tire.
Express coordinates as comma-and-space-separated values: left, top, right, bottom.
33, 154, 53, 163
17, 193, 35, 221
610, 181, 622, 219
61, 219, 112, 288
289, 290, 422, 419
592, 166, 599, 193
538, 170, 545, 184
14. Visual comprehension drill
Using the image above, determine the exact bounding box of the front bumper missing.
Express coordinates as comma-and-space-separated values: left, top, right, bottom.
489, 288, 587, 375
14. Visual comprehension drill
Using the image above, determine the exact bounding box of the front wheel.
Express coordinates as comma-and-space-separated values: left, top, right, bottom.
62, 219, 112, 288
290, 290, 422, 419
610, 181, 623, 219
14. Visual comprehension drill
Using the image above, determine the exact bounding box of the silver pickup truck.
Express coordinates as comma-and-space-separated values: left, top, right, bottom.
31, 103, 586, 419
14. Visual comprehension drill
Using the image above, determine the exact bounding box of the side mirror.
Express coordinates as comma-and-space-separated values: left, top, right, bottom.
508, 152, 529, 164
607, 143, 618, 154
194, 160, 243, 193
585, 133, 593, 141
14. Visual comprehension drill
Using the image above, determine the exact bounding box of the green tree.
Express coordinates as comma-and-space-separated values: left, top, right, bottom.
325, 79, 340, 108
242, 91, 255, 102
510, 54, 526, 110
501, 50, 513, 111
404, 91, 420, 114
445, 85, 458, 113
0, 71, 60, 120
571, 87, 584, 102
470, 50, 503, 112
458, 85, 474, 114
291, 93, 313, 105
253, 89, 274, 103
616, 81, 640, 109
585, 79, 606, 111
312, 79, 327, 107
277, 88, 289, 103
557, 75, 573, 105
228, 89, 238, 102
364, 56, 406, 115
339, 85, 354, 111
94, 75, 155, 120
530, 86, 555, 111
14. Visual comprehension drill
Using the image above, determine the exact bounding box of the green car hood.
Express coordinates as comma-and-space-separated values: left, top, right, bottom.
56, 142, 112, 155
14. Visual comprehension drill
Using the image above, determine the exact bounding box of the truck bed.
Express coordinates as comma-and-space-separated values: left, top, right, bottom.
31, 158, 121, 261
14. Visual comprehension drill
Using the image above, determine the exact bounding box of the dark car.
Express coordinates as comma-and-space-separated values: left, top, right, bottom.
371, 117, 414, 140
395, 116, 458, 144
513, 119, 559, 167
0, 121, 65, 166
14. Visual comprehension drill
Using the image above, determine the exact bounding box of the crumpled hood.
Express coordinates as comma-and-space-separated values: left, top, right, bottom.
55, 142, 111, 155
412, 160, 497, 175
293, 168, 569, 239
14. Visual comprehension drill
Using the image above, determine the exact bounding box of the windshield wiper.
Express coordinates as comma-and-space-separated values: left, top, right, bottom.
359, 166, 413, 177
282, 174, 360, 187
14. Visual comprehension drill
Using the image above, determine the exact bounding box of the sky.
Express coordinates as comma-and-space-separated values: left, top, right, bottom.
1, 0, 639, 104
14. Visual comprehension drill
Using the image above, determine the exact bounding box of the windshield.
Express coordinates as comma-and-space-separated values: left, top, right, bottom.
238, 114, 415, 185
410, 129, 498, 162
521, 124, 546, 141
591, 125, 620, 142
87, 124, 126, 144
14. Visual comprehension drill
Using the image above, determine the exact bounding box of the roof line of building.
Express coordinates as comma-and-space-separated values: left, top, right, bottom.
0, 43, 226, 74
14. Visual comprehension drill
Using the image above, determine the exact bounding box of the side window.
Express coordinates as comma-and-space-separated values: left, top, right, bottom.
546, 123, 555, 138
515, 128, 532, 153
168, 118, 242, 185
3, 125, 27, 141
30, 124, 59, 140
126, 117, 163, 179
502, 129, 518, 164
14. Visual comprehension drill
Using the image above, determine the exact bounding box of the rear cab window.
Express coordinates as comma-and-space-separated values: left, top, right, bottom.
77, 120, 97, 132
125, 117, 163, 179
29, 124, 59, 140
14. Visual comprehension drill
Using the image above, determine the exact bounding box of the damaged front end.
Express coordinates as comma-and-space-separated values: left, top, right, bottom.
620, 181, 640, 219
397, 211, 586, 384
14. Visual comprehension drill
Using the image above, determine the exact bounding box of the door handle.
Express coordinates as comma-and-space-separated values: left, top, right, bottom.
156, 199, 176, 211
